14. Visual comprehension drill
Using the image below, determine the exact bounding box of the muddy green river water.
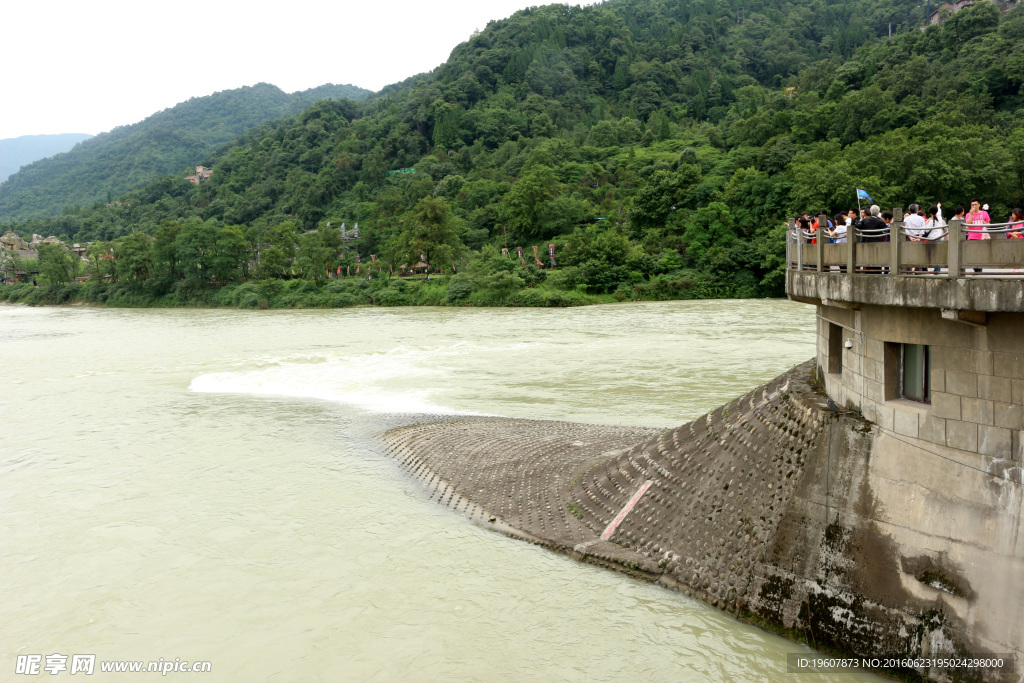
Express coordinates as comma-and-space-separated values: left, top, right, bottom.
1, 300, 878, 681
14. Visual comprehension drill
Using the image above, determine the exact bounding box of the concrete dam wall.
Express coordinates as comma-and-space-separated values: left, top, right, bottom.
381, 360, 1023, 681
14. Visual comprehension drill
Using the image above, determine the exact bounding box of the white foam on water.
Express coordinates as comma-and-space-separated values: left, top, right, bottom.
188, 344, 491, 416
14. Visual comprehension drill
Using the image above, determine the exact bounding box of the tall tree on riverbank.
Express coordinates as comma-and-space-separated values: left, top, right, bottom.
36, 243, 78, 284
387, 197, 467, 271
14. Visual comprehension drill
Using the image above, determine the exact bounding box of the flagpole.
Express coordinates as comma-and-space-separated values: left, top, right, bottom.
856, 188, 862, 215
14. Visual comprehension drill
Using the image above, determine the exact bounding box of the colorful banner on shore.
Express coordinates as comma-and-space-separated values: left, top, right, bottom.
548, 243, 556, 266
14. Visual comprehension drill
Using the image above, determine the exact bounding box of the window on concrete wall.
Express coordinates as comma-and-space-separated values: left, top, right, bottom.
901, 343, 930, 402
828, 323, 843, 374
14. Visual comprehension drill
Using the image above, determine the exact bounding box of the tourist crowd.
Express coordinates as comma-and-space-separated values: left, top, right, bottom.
794, 200, 1024, 243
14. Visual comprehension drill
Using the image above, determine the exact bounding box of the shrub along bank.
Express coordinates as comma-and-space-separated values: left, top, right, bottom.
1, 266, 746, 309
0, 277, 591, 309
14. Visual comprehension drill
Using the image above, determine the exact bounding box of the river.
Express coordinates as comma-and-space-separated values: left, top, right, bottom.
1, 300, 876, 681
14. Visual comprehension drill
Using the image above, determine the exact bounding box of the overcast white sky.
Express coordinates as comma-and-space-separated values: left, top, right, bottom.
0, 0, 598, 141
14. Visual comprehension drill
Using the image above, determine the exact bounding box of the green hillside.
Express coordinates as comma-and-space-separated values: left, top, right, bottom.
4, 0, 1023, 308
0, 134, 93, 183
0, 82, 371, 220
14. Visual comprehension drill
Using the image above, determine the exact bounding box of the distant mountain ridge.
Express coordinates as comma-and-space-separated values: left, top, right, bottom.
0, 82, 371, 220
0, 133, 93, 183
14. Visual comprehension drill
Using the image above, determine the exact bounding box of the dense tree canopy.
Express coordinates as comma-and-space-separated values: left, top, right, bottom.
4, 0, 1024, 307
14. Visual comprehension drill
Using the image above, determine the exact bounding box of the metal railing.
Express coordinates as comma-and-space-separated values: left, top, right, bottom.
787, 209, 1024, 277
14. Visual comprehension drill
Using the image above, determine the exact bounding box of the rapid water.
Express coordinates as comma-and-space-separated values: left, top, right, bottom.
1, 301, 877, 681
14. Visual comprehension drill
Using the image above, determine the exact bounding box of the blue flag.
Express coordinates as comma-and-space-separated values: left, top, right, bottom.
856, 188, 873, 202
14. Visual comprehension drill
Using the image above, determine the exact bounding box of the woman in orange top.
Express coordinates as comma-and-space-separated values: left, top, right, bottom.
812, 213, 832, 244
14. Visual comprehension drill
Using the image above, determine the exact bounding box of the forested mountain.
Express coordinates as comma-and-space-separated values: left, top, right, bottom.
0, 82, 371, 220
4, 0, 1024, 308
0, 134, 94, 183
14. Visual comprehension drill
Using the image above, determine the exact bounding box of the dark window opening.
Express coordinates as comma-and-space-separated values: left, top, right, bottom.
901, 343, 930, 402
827, 323, 843, 374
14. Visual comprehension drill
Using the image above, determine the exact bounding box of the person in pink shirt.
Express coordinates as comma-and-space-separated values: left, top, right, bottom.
1007, 208, 1024, 239
965, 199, 991, 239
1006, 208, 1024, 273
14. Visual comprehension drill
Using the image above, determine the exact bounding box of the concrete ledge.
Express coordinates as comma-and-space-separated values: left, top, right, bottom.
788, 271, 1024, 313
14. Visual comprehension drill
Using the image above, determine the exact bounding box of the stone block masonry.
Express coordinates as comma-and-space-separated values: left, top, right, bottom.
818, 304, 1024, 460
380, 361, 1024, 682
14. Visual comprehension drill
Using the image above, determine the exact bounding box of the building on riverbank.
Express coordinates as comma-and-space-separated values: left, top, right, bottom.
0, 231, 40, 284
1, 231, 29, 252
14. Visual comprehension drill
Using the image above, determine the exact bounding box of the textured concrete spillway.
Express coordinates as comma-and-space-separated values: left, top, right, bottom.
381, 417, 661, 560
382, 360, 830, 608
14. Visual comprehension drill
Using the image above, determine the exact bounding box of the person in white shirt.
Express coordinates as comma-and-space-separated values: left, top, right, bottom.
924, 204, 946, 274
924, 204, 945, 241
830, 213, 847, 243
905, 203, 927, 240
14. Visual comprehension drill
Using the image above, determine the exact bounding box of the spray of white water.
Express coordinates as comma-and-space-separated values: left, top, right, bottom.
188, 343, 501, 415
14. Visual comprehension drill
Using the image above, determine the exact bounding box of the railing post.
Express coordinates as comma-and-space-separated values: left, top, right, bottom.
848, 218, 857, 276
796, 221, 803, 271
786, 223, 791, 270
891, 219, 903, 275
948, 218, 961, 277
816, 213, 826, 273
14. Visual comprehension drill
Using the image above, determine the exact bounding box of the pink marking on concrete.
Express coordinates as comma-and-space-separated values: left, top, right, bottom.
601, 480, 653, 541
